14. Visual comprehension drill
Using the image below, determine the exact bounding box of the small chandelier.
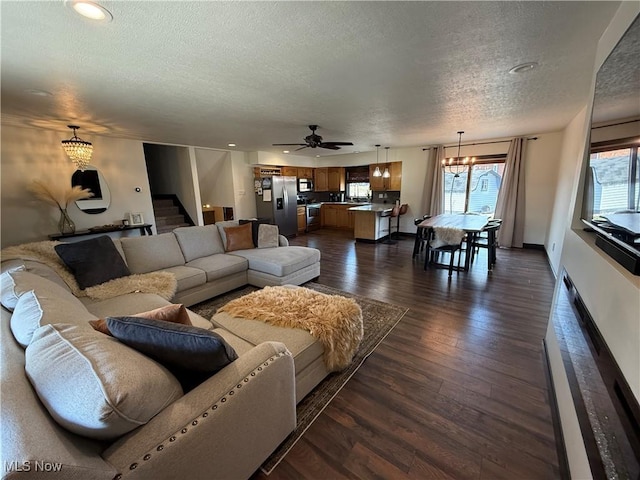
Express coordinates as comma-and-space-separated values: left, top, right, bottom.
441, 131, 475, 178
383, 147, 391, 178
372, 144, 382, 177
61, 125, 93, 171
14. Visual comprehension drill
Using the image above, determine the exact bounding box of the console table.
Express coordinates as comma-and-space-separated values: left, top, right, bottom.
48, 224, 153, 241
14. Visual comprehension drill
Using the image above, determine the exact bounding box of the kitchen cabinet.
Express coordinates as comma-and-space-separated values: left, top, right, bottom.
369, 161, 402, 191
321, 203, 354, 230
327, 167, 345, 192
280, 166, 298, 177
298, 167, 314, 178
322, 204, 338, 227
314, 168, 329, 192
336, 207, 352, 229
297, 206, 306, 233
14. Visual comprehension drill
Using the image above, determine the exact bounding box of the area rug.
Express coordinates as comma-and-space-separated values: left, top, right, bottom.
190, 282, 408, 475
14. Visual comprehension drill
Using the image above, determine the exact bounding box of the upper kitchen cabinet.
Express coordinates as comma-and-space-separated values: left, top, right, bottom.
298, 167, 314, 179
369, 161, 402, 191
327, 167, 345, 192
280, 166, 298, 177
314, 167, 329, 191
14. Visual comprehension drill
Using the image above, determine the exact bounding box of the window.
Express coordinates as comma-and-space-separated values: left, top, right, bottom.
588, 145, 639, 218
347, 182, 371, 199
345, 166, 370, 200
443, 157, 505, 216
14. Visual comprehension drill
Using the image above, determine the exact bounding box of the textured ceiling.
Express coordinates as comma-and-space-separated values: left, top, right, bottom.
0, 1, 622, 155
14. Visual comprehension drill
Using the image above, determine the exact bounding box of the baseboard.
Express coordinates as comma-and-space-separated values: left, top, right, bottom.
523, 243, 545, 250
542, 339, 571, 480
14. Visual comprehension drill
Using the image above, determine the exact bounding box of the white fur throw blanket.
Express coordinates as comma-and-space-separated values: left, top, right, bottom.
1, 241, 177, 301
430, 226, 466, 249
219, 286, 364, 372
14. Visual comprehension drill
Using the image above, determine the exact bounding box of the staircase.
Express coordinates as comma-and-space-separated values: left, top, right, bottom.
152, 196, 192, 234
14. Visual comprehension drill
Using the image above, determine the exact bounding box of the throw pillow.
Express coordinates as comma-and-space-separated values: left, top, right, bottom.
54, 236, 130, 289
90, 303, 192, 335
25, 323, 183, 440
223, 222, 254, 252
258, 224, 280, 248
106, 316, 239, 391
239, 218, 271, 247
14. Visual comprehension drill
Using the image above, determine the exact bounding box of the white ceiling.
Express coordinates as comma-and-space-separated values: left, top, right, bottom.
0, 1, 622, 156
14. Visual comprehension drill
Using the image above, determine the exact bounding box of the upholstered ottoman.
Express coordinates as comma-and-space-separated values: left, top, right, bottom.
209, 285, 363, 402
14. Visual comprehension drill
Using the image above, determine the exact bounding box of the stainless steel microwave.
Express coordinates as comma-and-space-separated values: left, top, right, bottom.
298, 178, 313, 192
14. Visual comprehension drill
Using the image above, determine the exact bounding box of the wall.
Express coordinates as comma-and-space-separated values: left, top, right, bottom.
544, 3, 640, 478
195, 149, 234, 209
1, 124, 154, 247
230, 151, 258, 220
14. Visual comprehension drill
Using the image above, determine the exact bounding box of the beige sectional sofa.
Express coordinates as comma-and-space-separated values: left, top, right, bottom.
120, 221, 321, 306
0, 224, 328, 480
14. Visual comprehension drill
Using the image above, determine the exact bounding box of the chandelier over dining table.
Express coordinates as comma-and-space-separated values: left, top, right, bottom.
442, 131, 475, 177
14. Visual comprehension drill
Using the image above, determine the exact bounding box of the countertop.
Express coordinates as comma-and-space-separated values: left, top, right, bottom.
348, 204, 394, 213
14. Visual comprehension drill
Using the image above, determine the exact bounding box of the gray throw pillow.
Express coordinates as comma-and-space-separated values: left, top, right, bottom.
55, 236, 130, 289
239, 219, 271, 247
258, 224, 279, 248
106, 316, 239, 391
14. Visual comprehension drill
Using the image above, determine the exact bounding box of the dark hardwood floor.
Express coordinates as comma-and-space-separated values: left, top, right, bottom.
254, 229, 560, 480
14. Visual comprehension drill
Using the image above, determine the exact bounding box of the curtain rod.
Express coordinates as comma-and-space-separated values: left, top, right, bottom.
591, 119, 639, 130
422, 136, 538, 151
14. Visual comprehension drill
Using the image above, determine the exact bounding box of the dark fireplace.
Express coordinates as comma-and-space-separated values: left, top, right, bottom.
551, 272, 640, 479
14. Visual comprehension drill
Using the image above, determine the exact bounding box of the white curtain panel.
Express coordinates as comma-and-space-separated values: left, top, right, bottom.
494, 137, 526, 248
423, 145, 445, 216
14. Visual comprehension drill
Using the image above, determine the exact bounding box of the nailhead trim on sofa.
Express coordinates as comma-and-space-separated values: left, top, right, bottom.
111, 351, 292, 479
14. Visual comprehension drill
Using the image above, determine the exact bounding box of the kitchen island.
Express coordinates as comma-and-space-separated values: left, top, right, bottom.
348, 204, 394, 242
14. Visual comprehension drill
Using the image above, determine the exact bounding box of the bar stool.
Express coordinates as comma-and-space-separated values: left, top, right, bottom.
382, 205, 400, 244
393, 204, 408, 240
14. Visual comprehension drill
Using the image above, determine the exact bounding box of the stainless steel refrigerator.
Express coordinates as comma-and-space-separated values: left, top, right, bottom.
255, 176, 298, 237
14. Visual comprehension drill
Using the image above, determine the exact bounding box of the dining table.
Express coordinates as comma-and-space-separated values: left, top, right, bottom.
415, 213, 489, 271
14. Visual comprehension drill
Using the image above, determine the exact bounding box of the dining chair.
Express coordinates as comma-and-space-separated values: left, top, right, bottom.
413, 214, 431, 257
471, 219, 501, 270
424, 226, 466, 277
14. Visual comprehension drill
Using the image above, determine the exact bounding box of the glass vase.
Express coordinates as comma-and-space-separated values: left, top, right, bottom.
58, 208, 76, 235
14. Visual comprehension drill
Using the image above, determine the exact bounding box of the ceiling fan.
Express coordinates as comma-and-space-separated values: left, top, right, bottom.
273, 125, 354, 151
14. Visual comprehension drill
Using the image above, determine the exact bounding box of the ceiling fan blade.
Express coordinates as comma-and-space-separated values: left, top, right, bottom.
272, 143, 307, 146
321, 142, 353, 146
320, 144, 341, 150
295, 146, 309, 151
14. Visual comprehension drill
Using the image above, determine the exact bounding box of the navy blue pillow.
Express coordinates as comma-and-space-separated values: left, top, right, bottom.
55, 235, 130, 289
106, 316, 238, 391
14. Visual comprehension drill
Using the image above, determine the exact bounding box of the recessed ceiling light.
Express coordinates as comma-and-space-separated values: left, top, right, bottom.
508, 62, 538, 74
316, 155, 320, 158
283, 150, 290, 154
25, 88, 53, 97
354, 151, 360, 154
228, 143, 236, 147
67, 0, 113, 22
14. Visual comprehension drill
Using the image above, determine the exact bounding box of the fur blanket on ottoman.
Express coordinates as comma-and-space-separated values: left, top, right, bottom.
218, 286, 363, 371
